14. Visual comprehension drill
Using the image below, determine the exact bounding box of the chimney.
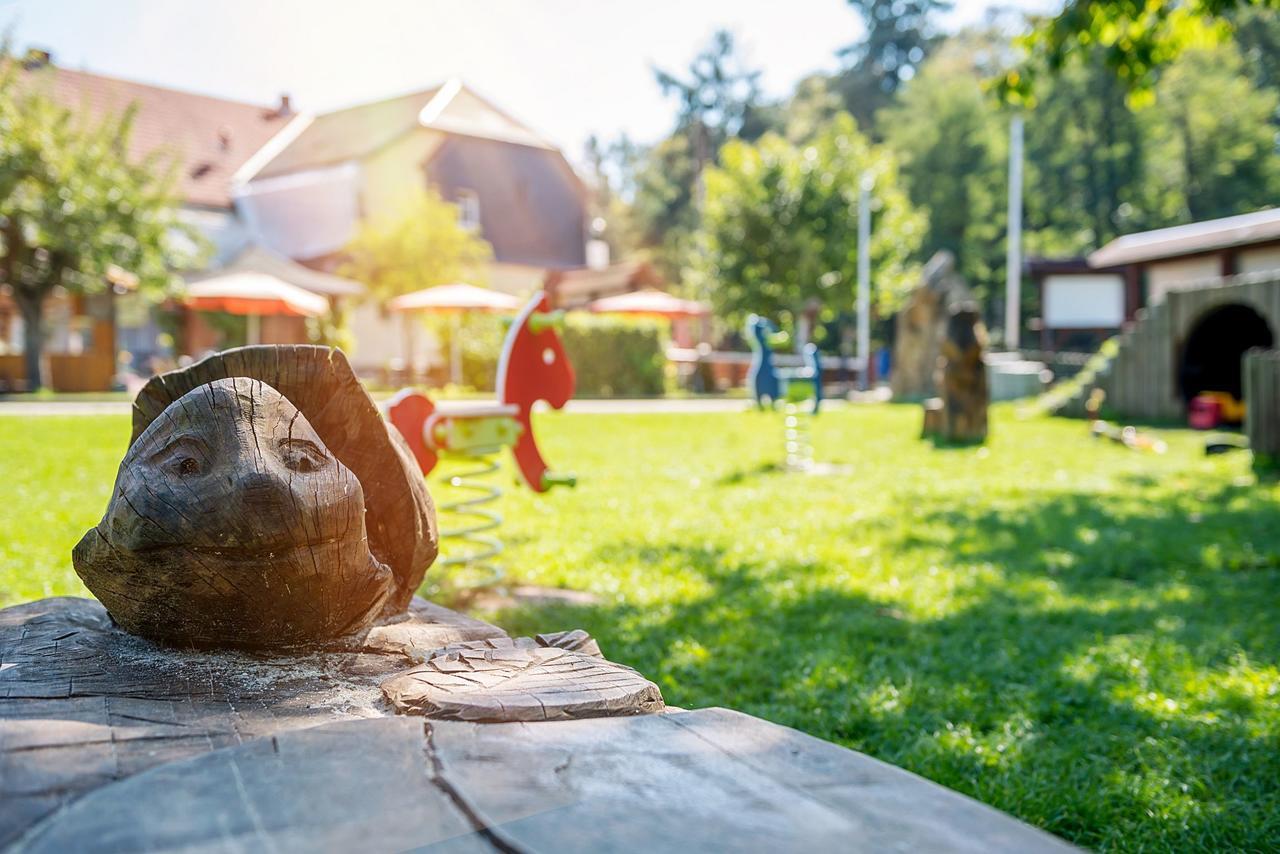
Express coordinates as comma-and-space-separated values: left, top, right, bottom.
276, 94, 293, 118
22, 48, 52, 70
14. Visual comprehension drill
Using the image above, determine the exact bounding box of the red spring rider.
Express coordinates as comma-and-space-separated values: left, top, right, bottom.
386, 292, 575, 582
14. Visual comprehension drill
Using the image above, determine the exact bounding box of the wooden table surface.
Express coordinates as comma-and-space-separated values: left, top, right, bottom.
1, 597, 1075, 852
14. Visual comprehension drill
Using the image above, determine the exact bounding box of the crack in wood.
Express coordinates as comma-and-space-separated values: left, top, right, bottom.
422, 722, 526, 854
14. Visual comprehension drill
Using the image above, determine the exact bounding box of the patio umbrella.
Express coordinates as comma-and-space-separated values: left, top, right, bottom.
387, 283, 522, 384
185, 273, 331, 344
586, 288, 709, 319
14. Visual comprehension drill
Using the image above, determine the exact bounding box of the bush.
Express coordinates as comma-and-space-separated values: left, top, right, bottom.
430, 314, 505, 391
430, 312, 668, 396
561, 315, 667, 397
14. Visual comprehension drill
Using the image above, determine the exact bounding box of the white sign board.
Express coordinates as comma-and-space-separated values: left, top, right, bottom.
1043, 274, 1125, 328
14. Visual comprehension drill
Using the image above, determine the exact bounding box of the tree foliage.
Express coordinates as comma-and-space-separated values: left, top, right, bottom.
1000, 0, 1280, 104
339, 187, 492, 302
1146, 41, 1280, 220
1019, 47, 1156, 256
691, 114, 924, 329
835, 0, 953, 132
0, 55, 194, 388
881, 33, 1007, 298
630, 30, 774, 279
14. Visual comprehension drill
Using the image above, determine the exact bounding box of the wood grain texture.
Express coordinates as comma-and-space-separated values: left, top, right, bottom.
426, 709, 1079, 852
76, 376, 396, 647
891, 251, 971, 401
130, 345, 437, 613
381, 635, 664, 721
0, 595, 505, 848
2, 598, 1075, 852
926, 305, 989, 444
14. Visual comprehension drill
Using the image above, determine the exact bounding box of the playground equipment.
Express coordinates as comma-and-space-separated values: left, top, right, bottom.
387, 292, 575, 585
1084, 389, 1168, 454
746, 314, 823, 471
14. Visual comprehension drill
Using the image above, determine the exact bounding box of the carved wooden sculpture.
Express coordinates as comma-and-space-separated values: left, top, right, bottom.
922, 304, 989, 444
891, 251, 971, 401
73, 346, 437, 649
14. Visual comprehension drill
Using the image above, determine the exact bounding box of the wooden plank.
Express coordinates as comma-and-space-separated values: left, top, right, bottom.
14, 718, 490, 853
1246, 350, 1280, 457
428, 708, 1079, 853
0, 595, 506, 847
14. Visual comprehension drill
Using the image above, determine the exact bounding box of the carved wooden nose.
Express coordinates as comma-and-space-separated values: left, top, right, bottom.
236, 469, 292, 513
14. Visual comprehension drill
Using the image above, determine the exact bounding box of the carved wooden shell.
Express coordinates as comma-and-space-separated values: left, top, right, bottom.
73, 346, 437, 649
380, 635, 665, 721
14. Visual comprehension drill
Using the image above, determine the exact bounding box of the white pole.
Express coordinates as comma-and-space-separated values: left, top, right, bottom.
450, 312, 463, 386
857, 171, 873, 391
1005, 114, 1025, 351
247, 313, 261, 346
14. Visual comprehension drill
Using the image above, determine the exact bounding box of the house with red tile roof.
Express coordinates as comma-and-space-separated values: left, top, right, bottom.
0, 56, 308, 389
234, 78, 590, 373
1, 58, 596, 387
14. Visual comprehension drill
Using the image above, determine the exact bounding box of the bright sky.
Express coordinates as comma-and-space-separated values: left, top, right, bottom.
1, 0, 1055, 161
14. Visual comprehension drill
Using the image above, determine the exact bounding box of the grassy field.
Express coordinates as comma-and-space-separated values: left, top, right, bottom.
2, 405, 1278, 851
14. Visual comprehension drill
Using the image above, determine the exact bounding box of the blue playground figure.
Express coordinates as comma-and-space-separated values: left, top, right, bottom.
745, 314, 823, 414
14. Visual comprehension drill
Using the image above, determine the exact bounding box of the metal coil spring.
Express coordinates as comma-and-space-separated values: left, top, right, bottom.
783, 403, 814, 473
434, 453, 505, 589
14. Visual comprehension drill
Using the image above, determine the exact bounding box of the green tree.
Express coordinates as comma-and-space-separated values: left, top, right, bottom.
835, 0, 953, 134
632, 30, 774, 279
654, 29, 770, 185
1146, 41, 1280, 221
881, 33, 1008, 299
339, 187, 492, 303
691, 113, 924, 329
0, 55, 194, 389
1020, 49, 1161, 257
1001, 0, 1279, 104
339, 187, 493, 366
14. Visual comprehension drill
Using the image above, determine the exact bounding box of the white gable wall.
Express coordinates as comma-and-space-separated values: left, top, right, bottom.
235, 163, 362, 260
1147, 256, 1222, 305
1239, 245, 1280, 276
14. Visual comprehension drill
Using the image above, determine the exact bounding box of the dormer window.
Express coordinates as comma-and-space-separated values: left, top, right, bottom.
456, 189, 481, 231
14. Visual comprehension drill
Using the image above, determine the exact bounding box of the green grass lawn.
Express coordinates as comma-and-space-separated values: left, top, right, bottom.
2, 405, 1278, 851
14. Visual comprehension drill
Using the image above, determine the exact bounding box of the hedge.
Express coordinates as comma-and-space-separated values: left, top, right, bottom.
432, 312, 667, 396
561, 315, 667, 397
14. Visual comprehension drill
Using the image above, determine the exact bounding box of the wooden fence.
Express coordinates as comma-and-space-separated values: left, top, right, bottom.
1244, 349, 1280, 467
1100, 271, 1280, 421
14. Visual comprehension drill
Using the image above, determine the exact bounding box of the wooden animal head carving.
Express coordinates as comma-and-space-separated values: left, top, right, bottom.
73, 346, 437, 649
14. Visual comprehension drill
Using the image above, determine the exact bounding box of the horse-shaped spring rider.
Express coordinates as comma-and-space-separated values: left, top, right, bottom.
746, 314, 824, 471
387, 292, 575, 584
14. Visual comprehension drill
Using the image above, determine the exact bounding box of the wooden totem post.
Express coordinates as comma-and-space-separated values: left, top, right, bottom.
891, 251, 971, 401
922, 303, 989, 444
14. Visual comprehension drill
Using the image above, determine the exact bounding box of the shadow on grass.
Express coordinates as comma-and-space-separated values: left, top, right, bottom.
467, 484, 1280, 850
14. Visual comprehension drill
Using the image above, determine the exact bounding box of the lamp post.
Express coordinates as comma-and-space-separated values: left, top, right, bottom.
857, 171, 873, 391
1005, 114, 1025, 351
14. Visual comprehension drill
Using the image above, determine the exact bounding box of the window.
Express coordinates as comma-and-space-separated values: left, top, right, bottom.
456, 189, 481, 231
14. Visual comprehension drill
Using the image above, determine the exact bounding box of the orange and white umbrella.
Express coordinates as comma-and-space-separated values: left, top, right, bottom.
185, 273, 330, 318
586, 288, 709, 319
387, 283, 523, 385
388, 283, 522, 314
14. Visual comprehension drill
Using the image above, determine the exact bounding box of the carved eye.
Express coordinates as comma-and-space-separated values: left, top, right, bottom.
151, 436, 210, 478
279, 439, 328, 473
